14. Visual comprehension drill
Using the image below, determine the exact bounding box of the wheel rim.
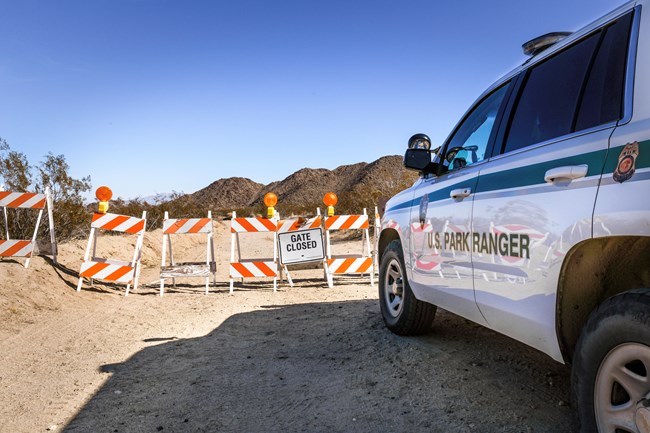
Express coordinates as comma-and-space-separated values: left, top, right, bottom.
595, 343, 650, 433
383, 258, 404, 318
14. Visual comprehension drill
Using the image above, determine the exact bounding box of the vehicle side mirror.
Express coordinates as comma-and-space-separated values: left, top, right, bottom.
404, 148, 433, 172
404, 133, 439, 174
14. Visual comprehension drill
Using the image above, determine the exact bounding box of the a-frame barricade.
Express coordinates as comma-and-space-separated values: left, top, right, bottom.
0, 186, 57, 268
160, 211, 216, 296
229, 211, 279, 293
77, 211, 146, 296
276, 209, 323, 286
323, 208, 374, 288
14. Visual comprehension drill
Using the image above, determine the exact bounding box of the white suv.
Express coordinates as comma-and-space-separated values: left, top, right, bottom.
377, 2, 649, 432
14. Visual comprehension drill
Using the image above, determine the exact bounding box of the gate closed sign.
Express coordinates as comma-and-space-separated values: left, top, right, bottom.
278, 228, 324, 265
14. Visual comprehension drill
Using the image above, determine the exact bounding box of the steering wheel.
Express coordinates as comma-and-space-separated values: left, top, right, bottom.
445, 146, 462, 163
446, 145, 480, 164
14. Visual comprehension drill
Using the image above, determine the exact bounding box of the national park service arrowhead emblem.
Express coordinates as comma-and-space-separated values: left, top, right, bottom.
419, 193, 429, 226
613, 141, 639, 183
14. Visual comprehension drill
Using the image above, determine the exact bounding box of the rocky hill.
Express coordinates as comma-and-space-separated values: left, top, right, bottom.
191, 177, 264, 209
185, 155, 418, 213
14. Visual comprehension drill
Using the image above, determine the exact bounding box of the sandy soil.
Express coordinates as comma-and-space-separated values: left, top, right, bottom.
0, 221, 574, 433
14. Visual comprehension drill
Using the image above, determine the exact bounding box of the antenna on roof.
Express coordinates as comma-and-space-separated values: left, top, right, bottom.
522, 32, 572, 56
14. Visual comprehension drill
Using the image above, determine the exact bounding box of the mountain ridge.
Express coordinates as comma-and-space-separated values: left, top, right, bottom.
186, 155, 418, 212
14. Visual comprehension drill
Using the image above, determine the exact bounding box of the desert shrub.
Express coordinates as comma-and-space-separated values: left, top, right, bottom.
36, 152, 92, 240
0, 138, 31, 191
0, 139, 91, 242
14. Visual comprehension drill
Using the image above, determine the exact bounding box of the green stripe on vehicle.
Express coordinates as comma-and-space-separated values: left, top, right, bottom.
386, 139, 650, 213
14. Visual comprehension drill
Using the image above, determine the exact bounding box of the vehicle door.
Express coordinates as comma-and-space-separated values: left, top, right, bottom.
471, 10, 635, 361
408, 83, 510, 325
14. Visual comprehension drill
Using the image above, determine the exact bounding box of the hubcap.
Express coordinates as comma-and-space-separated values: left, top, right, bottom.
383, 258, 404, 318
595, 343, 650, 433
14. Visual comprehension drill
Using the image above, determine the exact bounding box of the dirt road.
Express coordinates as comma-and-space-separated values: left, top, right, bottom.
0, 223, 573, 432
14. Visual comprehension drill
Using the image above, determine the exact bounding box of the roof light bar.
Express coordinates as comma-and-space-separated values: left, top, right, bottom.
522, 32, 572, 56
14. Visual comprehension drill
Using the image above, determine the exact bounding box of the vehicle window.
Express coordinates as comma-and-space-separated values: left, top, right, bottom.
575, 12, 633, 130
503, 32, 600, 154
444, 84, 509, 172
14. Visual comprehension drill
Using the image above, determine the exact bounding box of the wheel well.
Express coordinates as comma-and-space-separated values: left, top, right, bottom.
557, 236, 650, 363
378, 229, 400, 263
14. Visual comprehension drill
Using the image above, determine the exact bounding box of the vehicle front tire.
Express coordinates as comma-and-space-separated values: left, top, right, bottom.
378, 239, 436, 335
572, 289, 650, 433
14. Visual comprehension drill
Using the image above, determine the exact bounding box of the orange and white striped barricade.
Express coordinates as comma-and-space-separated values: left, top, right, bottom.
276, 210, 324, 286
229, 211, 279, 293
323, 208, 374, 288
160, 211, 216, 296
0, 186, 57, 268
77, 211, 146, 296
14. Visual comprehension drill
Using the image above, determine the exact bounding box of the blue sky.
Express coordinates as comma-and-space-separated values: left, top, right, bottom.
1, 0, 620, 199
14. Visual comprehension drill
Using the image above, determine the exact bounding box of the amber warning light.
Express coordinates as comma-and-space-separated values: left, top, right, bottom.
323, 192, 338, 217
96, 186, 113, 214
264, 192, 278, 219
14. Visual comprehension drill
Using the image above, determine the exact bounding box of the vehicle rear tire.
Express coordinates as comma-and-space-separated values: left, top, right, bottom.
379, 239, 436, 335
572, 288, 650, 433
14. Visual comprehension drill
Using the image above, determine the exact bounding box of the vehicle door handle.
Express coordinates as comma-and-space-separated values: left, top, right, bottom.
544, 165, 588, 184
450, 188, 471, 200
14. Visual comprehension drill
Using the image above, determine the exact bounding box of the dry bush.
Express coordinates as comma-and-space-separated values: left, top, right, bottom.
0, 139, 91, 242
38, 153, 91, 241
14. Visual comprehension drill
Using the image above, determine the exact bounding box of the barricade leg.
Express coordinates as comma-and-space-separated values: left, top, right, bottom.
373, 206, 380, 273
2, 204, 8, 241
160, 230, 168, 296
133, 266, 141, 292
364, 209, 374, 287
210, 238, 217, 289
204, 228, 210, 294
24, 208, 44, 268
77, 228, 96, 292
46, 187, 57, 265
128, 214, 146, 295
324, 226, 332, 288
210, 227, 217, 290
324, 261, 333, 288
283, 265, 294, 287
236, 231, 243, 284
169, 234, 176, 289
230, 227, 236, 294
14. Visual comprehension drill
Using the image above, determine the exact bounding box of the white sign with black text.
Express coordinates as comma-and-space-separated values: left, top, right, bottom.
278, 228, 324, 265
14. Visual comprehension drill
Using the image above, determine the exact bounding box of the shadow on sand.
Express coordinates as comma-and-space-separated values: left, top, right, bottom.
63, 300, 573, 433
